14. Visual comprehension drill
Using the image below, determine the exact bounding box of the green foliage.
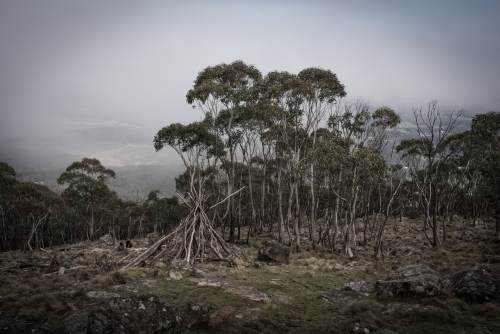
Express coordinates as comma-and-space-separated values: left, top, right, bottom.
57, 158, 116, 206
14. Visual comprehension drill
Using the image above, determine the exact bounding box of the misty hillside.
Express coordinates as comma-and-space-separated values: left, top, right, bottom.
0, 115, 185, 199
0, 105, 477, 202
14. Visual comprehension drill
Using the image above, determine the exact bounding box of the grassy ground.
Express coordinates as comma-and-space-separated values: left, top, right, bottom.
1, 217, 499, 333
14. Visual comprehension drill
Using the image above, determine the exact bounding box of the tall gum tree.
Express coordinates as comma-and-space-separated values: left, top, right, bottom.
186, 60, 262, 244
324, 101, 399, 257
57, 158, 116, 240
298, 68, 346, 249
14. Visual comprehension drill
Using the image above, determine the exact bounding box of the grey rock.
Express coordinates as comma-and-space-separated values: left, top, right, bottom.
87, 294, 188, 334
86, 291, 122, 299
418, 305, 444, 314
348, 322, 398, 334
191, 266, 215, 278
63, 310, 90, 334
32, 320, 66, 333
98, 234, 114, 245
375, 263, 442, 298
460, 228, 475, 238
257, 240, 291, 262
339, 281, 374, 293
169, 270, 183, 280
382, 302, 419, 316
325, 290, 372, 305
114, 279, 158, 293
446, 264, 500, 302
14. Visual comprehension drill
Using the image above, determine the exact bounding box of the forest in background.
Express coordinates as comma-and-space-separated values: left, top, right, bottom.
15, 164, 184, 201
0, 61, 499, 261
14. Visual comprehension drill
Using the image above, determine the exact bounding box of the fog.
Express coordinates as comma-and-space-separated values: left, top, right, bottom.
1, 0, 499, 171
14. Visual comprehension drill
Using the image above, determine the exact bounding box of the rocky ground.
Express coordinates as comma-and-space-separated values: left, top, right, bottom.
1, 217, 499, 333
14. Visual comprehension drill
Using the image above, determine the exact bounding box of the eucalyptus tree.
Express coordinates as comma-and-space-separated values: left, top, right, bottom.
0, 162, 17, 251
154, 121, 224, 200
322, 101, 400, 257
19, 182, 64, 251
259, 71, 300, 244
186, 60, 262, 243
396, 100, 465, 247
57, 157, 116, 240
451, 112, 500, 235
237, 114, 261, 233
297, 68, 346, 247
126, 119, 239, 266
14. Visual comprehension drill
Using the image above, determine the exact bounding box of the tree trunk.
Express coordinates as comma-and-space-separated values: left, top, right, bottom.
294, 182, 301, 252
277, 157, 285, 243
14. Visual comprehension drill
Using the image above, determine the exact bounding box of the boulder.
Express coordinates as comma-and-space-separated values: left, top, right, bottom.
87, 294, 188, 334
339, 281, 374, 293
324, 290, 372, 305
98, 234, 114, 245
257, 241, 290, 262
347, 322, 398, 334
375, 263, 442, 298
169, 270, 183, 280
86, 291, 121, 299
382, 302, 419, 316
31, 320, 67, 333
63, 310, 90, 334
446, 264, 500, 303
0, 295, 187, 334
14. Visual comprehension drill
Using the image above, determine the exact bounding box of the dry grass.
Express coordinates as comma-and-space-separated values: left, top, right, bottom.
0, 217, 499, 333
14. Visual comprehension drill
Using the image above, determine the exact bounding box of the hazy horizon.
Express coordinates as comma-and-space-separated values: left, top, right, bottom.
1, 0, 499, 171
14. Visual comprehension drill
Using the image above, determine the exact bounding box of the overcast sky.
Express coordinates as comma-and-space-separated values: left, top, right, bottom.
1, 0, 499, 168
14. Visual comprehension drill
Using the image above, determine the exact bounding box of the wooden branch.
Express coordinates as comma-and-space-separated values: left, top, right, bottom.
116, 252, 134, 265
209, 187, 245, 210
120, 223, 182, 271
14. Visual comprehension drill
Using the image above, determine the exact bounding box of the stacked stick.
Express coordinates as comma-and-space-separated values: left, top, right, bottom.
120, 189, 242, 271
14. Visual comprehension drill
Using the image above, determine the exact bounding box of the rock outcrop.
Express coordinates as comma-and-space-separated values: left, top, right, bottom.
87, 294, 188, 334
4, 294, 189, 334
375, 263, 441, 298
445, 264, 500, 303
257, 241, 290, 262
